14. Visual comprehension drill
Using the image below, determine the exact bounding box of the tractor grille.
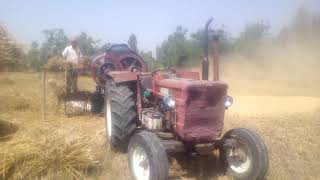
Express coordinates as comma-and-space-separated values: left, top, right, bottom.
176, 81, 228, 142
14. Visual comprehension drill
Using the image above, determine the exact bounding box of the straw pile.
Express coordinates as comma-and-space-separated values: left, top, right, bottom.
0, 72, 108, 179
45, 56, 74, 72
0, 120, 107, 179
45, 56, 91, 74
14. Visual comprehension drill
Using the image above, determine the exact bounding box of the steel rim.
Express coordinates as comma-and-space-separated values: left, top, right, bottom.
106, 98, 112, 137
227, 144, 251, 174
132, 146, 150, 180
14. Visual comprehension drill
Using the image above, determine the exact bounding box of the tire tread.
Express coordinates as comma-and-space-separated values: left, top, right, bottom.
105, 84, 137, 152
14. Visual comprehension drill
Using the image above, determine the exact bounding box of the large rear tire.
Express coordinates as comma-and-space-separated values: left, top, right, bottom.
105, 84, 137, 152
128, 131, 169, 180
220, 128, 269, 180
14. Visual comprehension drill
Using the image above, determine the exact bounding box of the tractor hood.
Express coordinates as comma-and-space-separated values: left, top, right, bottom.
155, 78, 228, 142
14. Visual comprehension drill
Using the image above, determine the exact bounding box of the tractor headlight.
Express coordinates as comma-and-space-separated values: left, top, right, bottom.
163, 95, 176, 109
224, 96, 233, 108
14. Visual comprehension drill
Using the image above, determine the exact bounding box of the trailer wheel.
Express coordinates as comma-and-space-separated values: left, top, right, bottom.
220, 128, 269, 180
128, 131, 169, 180
105, 84, 137, 152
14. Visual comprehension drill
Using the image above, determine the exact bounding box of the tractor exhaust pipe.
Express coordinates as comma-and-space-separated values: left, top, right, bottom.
202, 18, 212, 80
202, 18, 220, 81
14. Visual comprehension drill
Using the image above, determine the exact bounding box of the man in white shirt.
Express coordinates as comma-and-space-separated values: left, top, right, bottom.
62, 38, 82, 93
62, 39, 82, 63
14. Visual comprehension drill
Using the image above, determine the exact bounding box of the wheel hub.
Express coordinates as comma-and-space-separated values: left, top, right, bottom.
132, 146, 150, 180
227, 145, 251, 174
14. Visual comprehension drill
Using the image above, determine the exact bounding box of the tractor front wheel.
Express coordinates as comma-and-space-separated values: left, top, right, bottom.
220, 128, 269, 180
128, 131, 169, 180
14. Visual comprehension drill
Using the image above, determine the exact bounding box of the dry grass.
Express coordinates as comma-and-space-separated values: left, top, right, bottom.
0, 123, 105, 179
224, 103, 320, 180
0, 72, 107, 179
0, 72, 320, 180
0, 77, 14, 85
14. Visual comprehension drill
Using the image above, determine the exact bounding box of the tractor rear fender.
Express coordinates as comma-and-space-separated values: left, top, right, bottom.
107, 71, 138, 83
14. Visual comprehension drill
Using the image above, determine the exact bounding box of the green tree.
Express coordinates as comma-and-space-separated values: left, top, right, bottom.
140, 50, 160, 70
293, 6, 313, 39
128, 34, 138, 52
157, 25, 234, 67
277, 6, 320, 45
96, 43, 112, 54
39, 28, 68, 66
190, 27, 233, 58
235, 21, 270, 57
76, 32, 100, 56
156, 26, 190, 67
26, 42, 41, 71
0, 25, 25, 71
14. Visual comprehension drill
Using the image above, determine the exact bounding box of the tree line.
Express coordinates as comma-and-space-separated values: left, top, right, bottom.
156, 6, 320, 68
0, 6, 319, 72
24, 30, 156, 71
0, 25, 25, 71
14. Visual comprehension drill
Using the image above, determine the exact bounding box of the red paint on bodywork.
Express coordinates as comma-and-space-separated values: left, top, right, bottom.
154, 76, 228, 143
177, 71, 200, 80
90, 48, 146, 86
107, 71, 138, 83
104, 67, 227, 143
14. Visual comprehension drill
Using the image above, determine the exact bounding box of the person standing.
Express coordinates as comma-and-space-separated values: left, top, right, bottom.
62, 38, 82, 94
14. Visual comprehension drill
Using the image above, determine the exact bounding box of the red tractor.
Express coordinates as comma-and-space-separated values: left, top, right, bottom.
90, 19, 268, 180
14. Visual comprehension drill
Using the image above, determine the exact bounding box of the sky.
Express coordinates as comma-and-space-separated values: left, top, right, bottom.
0, 0, 319, 54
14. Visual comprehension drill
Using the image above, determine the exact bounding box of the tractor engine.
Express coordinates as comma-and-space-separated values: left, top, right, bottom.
140, 98, 177, 131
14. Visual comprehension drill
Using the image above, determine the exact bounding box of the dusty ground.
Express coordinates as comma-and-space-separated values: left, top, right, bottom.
0, 72, 319, 180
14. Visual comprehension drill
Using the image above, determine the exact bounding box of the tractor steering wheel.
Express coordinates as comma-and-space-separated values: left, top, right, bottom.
151, 68, 176, 76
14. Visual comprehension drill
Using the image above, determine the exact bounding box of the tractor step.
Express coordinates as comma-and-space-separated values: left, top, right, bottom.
161, 140, 185, 153
156, 132, 175, 139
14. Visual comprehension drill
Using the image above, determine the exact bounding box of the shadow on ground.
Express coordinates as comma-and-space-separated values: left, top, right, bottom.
169, 152, 226, 180
0, 119, 18, 141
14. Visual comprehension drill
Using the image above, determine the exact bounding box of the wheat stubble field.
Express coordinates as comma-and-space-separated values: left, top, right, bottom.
0, 71, 319, 180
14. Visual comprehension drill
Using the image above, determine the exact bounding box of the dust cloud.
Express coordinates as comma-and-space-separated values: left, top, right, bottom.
220, 41, 320, 97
